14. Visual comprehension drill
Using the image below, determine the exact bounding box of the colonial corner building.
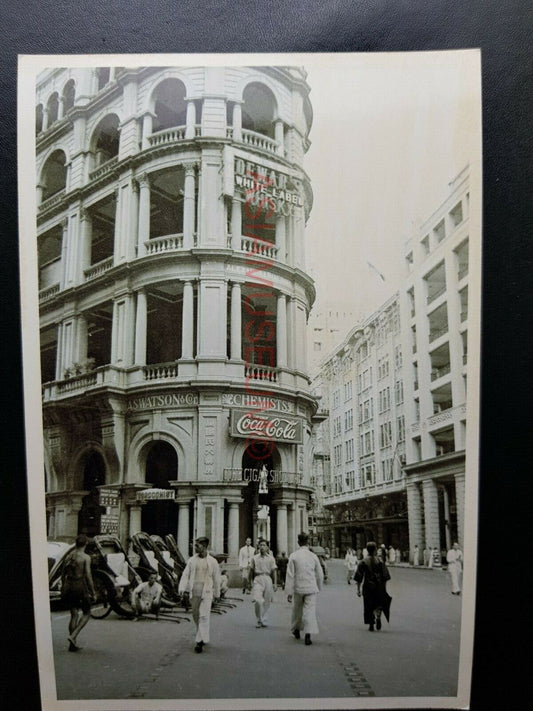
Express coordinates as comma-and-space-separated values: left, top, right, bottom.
37, 65, 316, 566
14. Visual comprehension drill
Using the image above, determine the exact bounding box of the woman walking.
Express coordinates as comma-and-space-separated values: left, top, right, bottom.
344, 547, 358, 585
354, 541, 392, 631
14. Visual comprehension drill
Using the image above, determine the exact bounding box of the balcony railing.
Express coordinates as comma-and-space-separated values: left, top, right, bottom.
57, 371, 98, 393
39, 282, 60, 303
241, 128, 279, 155
431, 364, 451, 381
240, 236, 278, 259
223, 468, 303, 486
429, 326, 448, 343
84, 257, 114, 281
145, 234, 184, 255
45, 365, 127, 399
148, 125, 201, 148
143, 362, 178, 380
427, 285, 446, 304
89, 156, 118, 182
245, 364, 278, 383
39, 189, 66, 213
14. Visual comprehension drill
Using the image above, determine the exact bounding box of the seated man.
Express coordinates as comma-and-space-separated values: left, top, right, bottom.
220, 569, 229, 598
132, 573, 163, 619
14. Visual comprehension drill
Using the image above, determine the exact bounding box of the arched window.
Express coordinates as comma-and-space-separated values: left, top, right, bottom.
92, 114, 120, 168
41, 149, 67, 201
96, 67, 110, 91
47, 92, 59, 125
36, 104, 43, 135
63, 79, 75, 113
242, 83, 276, 138
152, 78, 187, 132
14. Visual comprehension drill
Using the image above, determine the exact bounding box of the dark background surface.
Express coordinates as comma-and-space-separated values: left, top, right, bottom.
0, 1, 531, 708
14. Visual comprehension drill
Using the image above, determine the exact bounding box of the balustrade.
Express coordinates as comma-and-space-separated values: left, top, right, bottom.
427, 285, 447, 305
144, 234, 184, 255
429, 326, 448, 343
39, 283, 60, 302
244, 363, 278, 383
89, 156, 118, 182
84, 257, 113, 281
143, 362, 178, 380
430, 363, 451, 381
241, 128, 279, 155
148, 126, 186, 147
240, 236, 278, 260
57, 372, 98, 394
39, 189, 66, 212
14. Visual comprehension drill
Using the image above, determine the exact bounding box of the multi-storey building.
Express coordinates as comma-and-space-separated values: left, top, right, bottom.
400, 167, 469, 554
312, 169, 470, 560
307, 302, 356, 377
314, 296, 408, 556
36, 65, 316, 564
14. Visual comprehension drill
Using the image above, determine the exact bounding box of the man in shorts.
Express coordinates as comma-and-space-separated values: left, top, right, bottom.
132, 572, 163, 619
61, 534, 96, 652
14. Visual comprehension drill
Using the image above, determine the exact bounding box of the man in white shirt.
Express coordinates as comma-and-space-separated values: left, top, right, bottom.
446, 542, 463, 595
178, 536, 221, 653
286, 532, 324, 646
238, 536, 255, 594
133, 572, 162, 619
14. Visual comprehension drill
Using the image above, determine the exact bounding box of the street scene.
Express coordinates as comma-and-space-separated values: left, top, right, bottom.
52, 559, 461, 701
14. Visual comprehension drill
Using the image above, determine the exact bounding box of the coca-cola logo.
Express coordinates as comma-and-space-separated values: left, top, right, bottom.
231, 409, 302, 443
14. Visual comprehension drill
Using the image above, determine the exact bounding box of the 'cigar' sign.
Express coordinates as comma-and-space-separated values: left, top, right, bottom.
230, 409, 303, 444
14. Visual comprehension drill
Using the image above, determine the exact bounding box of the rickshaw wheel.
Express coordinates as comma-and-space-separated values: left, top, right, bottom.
90, 571, 114, 619
111, 589, 136, 618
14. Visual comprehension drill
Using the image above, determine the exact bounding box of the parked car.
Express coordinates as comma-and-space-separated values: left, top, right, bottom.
309, 545, 329, 581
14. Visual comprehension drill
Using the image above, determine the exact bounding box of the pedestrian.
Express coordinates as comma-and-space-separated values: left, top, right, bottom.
344, 546, 357, 584
388, 546, 396, 565
396, 547, 401, 564
413, 544, 420, 566
427, 546, 434, 568
423, 547, 429, 566
275, 551, 289, 590
354, 541, 392, 632
286, 532, 324, 646
60, 534, 96, 652
133, 572, 162, 620
249, 539, 278, 628
220, 569, 229, 598
238, 537, 255, 594
446, 542, 463, 595
178, 536, 221, 653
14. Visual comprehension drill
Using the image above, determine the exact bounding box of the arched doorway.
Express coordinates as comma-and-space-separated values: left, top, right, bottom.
78, 451, 106, 537
240, 442, 280, 551
141, 441, 178, 536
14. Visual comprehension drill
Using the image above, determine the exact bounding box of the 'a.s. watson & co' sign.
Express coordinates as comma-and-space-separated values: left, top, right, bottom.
230, 409, 303, 444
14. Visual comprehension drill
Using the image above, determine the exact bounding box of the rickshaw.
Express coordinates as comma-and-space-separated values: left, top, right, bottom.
151, 534, 186, 577
48, 535, 141, 619
130, 532, 180, 603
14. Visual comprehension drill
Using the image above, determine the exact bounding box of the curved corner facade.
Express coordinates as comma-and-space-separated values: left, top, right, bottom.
36, 65, 316, 561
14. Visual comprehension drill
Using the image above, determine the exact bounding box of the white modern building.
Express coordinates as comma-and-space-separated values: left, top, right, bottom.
36, 65, 317, 564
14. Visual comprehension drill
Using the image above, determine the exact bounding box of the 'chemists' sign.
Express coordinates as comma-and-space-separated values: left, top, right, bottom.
230, 408, 303, 444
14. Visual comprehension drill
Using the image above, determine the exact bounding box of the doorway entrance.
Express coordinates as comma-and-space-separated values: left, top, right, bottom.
78, 451, 106, 537
141, 441, 178, 536
240, 442, 280, 551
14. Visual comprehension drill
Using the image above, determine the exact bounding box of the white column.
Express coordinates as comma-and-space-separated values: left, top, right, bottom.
454, 473, 465, 549
276, 293, 287, 369
55, 322, 64, 381
406, 482, 423, 555
181, 281, 194, 360
109, 67, 116, 82
232, 102, 242, 142
287, 297, 297, 370
230, 282, 242, 360
274, 119, 284, 156
185, 100, 196, 139
276, 504, 288, 554
74, 314, 88, 364
228, 503, 240, 560
422, 478, 440, 551
129, 179, 139, 260
42, 108, 49, 132
182, 162, 196, 249
137, 174, 150, 256
141, 113, 153, 150
79, 209, 92, 282
276, 215, 286, 262
442, 485, 452, 550
231, 197, 242, 250
57, 96, 65, 121
60, 218, 69, 288
129, 505, 142, 538
134, 289, 148, 365
178, 502, 190, 556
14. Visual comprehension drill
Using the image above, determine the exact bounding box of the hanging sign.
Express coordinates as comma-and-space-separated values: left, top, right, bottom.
230, 408, 303, 444
136, 488, 176, 502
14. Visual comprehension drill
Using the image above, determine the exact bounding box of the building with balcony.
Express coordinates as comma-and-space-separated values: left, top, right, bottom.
400, 167, 469, 555
313, 296, 408, 556
37, 65, 316, 563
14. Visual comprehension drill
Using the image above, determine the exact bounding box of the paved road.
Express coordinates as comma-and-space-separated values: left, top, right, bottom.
51, 558, 461, 703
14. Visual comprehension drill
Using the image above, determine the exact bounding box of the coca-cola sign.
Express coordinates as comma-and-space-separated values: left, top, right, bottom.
230, 409, 303, 444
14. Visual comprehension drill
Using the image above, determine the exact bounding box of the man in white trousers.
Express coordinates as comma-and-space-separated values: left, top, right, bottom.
178, 536, 221, 653
285, 532, 324, 646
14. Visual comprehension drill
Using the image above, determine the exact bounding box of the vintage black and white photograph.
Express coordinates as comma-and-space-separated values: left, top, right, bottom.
18, 51, 481, 710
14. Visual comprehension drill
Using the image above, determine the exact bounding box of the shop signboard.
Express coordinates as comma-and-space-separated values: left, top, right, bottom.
230, 408, 303, 444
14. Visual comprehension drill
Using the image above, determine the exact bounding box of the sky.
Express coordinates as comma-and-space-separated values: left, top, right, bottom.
302, 52, 479, 326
